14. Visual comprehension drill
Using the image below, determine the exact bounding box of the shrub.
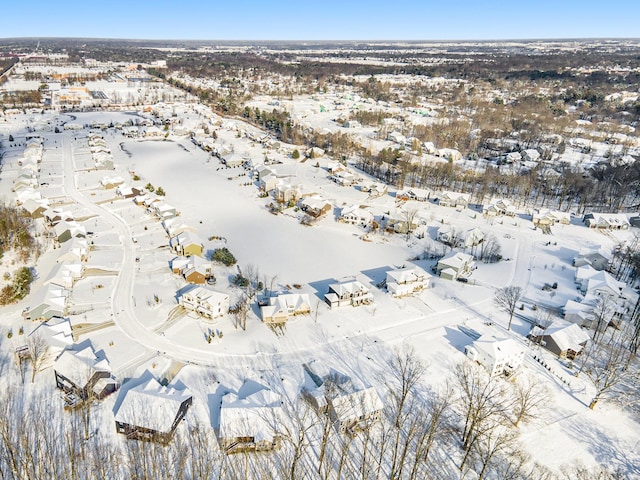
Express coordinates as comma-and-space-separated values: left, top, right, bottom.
292, 149, 300, 159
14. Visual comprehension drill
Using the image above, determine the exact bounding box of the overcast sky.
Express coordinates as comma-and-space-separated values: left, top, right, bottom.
2, 0, 639, 40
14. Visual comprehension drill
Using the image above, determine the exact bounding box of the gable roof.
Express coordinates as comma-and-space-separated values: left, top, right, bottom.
54, 344, 110, 388
114, 378, 191, 433
332, 387, 383, 422
219, 387, 282, 441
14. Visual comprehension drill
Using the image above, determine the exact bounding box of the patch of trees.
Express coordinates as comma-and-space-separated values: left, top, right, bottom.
210, 247, 236, 266
0, 90, 42, 106
0, 266, 33, 305
0, 203, 37, 261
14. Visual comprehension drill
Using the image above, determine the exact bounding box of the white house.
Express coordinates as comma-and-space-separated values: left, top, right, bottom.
385, 265, 431, 297
330, 387, 384, 434
340, 205, 373, 227
436, 251, 475, 280
465, 336, 525, 377
438, 191, 470, 208
178, 286, 229, 319
260, 293, 311, 324
114, 377, 192, 444
218, 385, 283, 454
482, 198, 516, 217
325, 280, 373, 308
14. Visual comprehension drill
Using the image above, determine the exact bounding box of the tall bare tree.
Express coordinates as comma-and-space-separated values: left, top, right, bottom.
582, 327, 637, 410
27, 332, 48, 383
493, 286, 523, 331
511, 374, 549, 427
454, 361, 513, 471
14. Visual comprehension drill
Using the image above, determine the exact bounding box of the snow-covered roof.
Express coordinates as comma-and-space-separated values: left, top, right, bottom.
438, 251, 474, 269
261, 293, 311, 320
54, 343, 110, 388
219, 387, 282, 441
386, 265, 430, 284
114, 378, 192, 433
332, 387, 383, 422
472, 335, 524, 361
542, 322, 590, 353
328, 280, 369, 296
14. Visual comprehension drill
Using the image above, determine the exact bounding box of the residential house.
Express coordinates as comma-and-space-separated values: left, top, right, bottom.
532, 209, 571, 227
44, 208, 74, 226
24, 284, 68, 320
152, 202, 178, 220
114, 377, 192, 444
465, 336, 525, 377
396, 187, 430, 202
361, 182, 388, 198
182, 260, 214, 285
563, 300, 594, 328
26, 316, 73, 369
583, 213, 630, 230
56, 238, 88, 263
54, 221, 86, 243
45, 263, 83, 289
300, 197, 332, 218
330, 387, 384, 435
54, 343, 118, 409
260, 293, 311, 324
528, 322, 590, 359
324, 280, 373, 308
170, 231, 204, 257
330, 170, 355, 186
573, 247, 611, 271
116, 184, 142, 199
259, 174, 278, 192
385, 218, 418, 235
218, 384, 283, 454
301, 362, 382, 434
178, 285, 229, 319
521, 149, 541, 162
100, 175, 124, 189
438, 191, 470, 208
339, 205, 373, 227
162, 219, 196, 238
222, 153, 246, 167
385, 265, 431, 297
255, 165, 275, 181
22, 198, 49, 219
438, 148, 463, 162
482, 198, 516, 217
437, 251, 475, 280
274, 183, 301, 204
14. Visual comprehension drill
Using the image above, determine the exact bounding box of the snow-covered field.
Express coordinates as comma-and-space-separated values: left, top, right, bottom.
1, 109, 639, 477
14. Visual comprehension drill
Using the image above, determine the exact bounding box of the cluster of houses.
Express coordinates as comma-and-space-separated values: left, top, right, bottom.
88, 134, 115, 170
562, 247, 629, 331
29, 322, 387, 452
22, 215, 90, 321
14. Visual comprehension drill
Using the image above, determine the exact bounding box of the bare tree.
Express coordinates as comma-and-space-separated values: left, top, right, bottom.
582, 327, 637, 410
454, 361, 513, 471
386, 344, 428, 478
494, 286, 523, 331
478, 233, 502, 263
231, 294, 250, 331
590, 294, 617, 342
469, 426, 520, 480
402, 207, 420, 237
511, 374, 549, 427
27, 332, 48, 383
